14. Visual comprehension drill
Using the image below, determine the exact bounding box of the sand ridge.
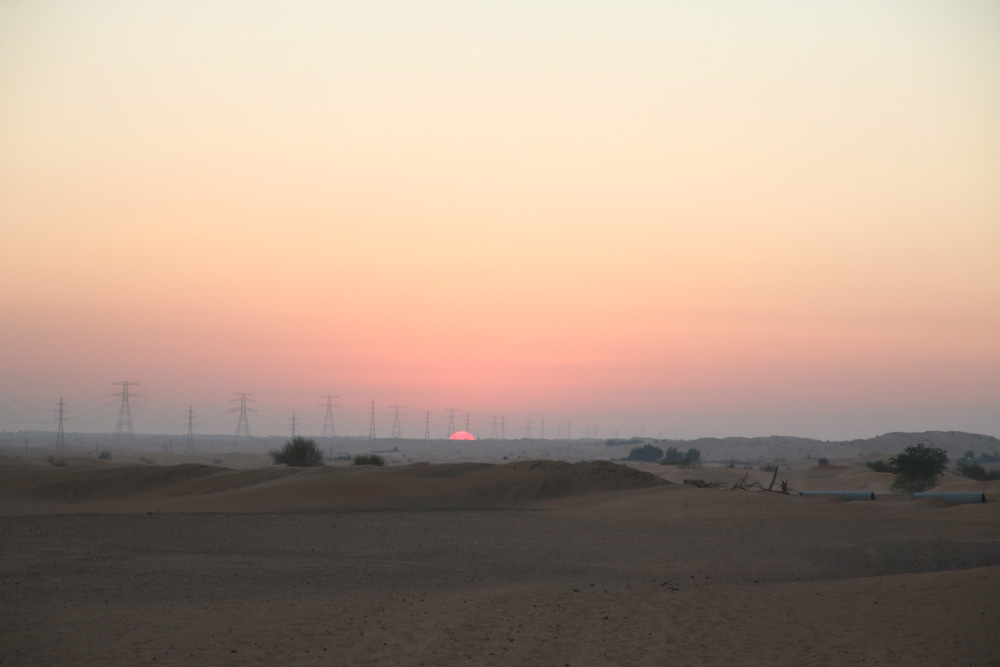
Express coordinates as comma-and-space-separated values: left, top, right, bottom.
1, 456, 998, 665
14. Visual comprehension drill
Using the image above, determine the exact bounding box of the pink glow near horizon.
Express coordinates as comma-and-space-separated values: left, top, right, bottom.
1, 1, 998, 441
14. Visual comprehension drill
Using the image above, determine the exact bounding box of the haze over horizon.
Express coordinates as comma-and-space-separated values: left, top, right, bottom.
2, 1, 998, 442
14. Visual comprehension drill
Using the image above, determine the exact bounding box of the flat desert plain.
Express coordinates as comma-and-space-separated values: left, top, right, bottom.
2, 456, 998, 666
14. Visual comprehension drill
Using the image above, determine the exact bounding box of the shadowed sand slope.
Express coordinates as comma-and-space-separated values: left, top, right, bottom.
2, 459, 998, 666
0, 460, 668, 514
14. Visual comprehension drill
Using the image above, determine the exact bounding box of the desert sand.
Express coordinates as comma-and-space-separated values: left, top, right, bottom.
2, 451, 999, 666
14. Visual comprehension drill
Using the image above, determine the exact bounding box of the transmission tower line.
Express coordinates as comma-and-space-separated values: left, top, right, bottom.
55, 398, 66, 449
319, 395, 338, 438
185, 407, 194, 453
540, 418, 545, 440
445, 408, 457, 437
567, 420, 572, 440
500, 416, 505, 439
368, 399, 377, 440
489, 416, 500, 439
524, 420, 533, 438
230, 393, 256, 439
113, 381, 137, 447
389, 405, 405, 439
465, 412, 470, 433
289, 411, 298, 438
424, 410, 430, 440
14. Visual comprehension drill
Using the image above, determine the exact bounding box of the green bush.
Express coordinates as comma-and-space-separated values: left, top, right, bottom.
46, 455, 67, 467
626, 444, 664, 462
889, 444, 948, 493
97, 449, 112, 460
817, 457, 829, 466
958, 462, 1000, 481
353, 454, 385, 466
270, 437, 324, 467
660, 446, 701, 465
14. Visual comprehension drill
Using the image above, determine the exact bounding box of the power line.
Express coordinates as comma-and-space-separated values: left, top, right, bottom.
368, 399, 377, 440
186, 407, 194, 453
389, 405, 405, 439
320, 395, 338, 438
230, 393, 256, 439
445, 408, 457, 437
113, 381, 138, 447
55, 398, 66, 449
424, 410, 430, 440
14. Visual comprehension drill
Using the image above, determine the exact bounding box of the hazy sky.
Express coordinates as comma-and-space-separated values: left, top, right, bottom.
2, 0, 998, 440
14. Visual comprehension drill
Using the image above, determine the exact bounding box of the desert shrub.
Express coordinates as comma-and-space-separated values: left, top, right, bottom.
817, 457, 829, 466
46, 455, 67, 467
958, 462, 1000, 481
139, 456, 156, 465
627, 444, 664, 462
270, 437, 324, 467
889, 444, 948, 493
866, 460, 895, 473
660, 446, 682, 464
97, 449, 112, 460
353, 454, 385, 466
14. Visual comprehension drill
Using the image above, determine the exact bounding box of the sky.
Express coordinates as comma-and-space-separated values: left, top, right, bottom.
1, 0, 998, 441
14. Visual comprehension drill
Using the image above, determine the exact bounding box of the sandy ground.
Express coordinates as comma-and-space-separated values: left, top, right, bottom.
1, 456, 998, 666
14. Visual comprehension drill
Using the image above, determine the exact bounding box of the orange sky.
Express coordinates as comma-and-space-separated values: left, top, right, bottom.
1, 1, 998, 439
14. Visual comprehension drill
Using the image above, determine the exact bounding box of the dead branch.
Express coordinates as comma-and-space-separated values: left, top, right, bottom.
767, 465, 779, 491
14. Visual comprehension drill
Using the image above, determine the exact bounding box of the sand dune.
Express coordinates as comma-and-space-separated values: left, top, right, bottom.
1, 457, 998, 665
0, 459, 668, 514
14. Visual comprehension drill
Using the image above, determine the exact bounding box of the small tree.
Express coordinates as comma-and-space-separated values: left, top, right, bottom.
958, 462, 1000, 481
817, 457, 829, 466
270, 436, 324, 467
889, 444, 947, 493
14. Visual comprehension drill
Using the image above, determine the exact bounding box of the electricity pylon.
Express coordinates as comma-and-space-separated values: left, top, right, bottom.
389, 405, 405, 439
185, 407, 194, 453
445, 408, 458, 437
424, 410, 430, 440
55, 398, 66, 449
524, 420, 532, 438
368, 399, 377, 440
289, 411, 298, 438
320, 395, 338, 438
490, 416, 500, 439
231, 393, 256, 439
113, 381, 137, 446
